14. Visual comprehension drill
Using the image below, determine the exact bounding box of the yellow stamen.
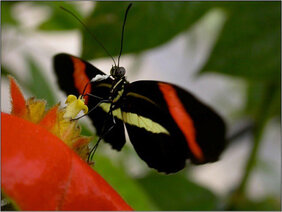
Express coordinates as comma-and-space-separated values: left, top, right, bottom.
64, 95, 88, 119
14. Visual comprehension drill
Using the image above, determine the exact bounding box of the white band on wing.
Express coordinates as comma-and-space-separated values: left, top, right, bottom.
91, 74, 109, 82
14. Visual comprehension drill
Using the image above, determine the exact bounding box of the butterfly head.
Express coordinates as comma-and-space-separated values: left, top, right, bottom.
110, 66, 126, 79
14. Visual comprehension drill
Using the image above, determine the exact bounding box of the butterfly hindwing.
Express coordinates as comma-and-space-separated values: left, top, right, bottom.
120, 80, 226, 173
53, 53, 126, 151
167, 82, 226, 164
86, 83, 126, 151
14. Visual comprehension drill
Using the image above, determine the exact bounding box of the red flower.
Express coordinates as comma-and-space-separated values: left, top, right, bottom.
1, 77, 133, 211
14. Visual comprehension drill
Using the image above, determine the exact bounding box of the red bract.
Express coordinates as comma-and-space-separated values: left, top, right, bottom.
1, 77, 132, 211
1, 113, 132, 211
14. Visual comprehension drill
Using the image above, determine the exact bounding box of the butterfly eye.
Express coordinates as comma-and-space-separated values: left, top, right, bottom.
118, 67, 126, 76
110, 66, 126, 78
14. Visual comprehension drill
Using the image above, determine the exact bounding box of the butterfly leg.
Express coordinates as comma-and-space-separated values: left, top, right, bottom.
87, 104, 116, 163
84, 93, 104, 100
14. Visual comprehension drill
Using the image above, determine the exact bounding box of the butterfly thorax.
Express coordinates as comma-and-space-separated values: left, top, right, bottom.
109, 76, 128, 106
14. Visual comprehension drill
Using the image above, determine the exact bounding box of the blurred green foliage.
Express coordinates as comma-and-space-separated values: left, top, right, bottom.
138, 172, 217, 210
38, 2, 84, 30
201, 2, 280, 133
1, 1, 280, 211
81, 2, 211, 59
25, 56, 57, 106
202, 2, 280, 81
93, 154, 158, 210
229, 196, 280, 211
226, 193, 280, 211
1, 2, 18, 25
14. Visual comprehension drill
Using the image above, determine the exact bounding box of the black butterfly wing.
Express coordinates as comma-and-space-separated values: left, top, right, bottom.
53, 53, 126, 150
121, 80, 226, 173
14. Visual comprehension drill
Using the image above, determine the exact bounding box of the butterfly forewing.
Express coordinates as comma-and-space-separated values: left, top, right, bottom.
53, 53, 126, 151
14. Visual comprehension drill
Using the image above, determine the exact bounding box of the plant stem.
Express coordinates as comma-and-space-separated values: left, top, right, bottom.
225, 84, 274, 209
235, 121, 265, 195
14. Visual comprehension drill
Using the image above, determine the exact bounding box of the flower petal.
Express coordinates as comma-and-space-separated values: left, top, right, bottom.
38, 104, 59, 131
9, 76, 27, 117
1, 113, 132, 211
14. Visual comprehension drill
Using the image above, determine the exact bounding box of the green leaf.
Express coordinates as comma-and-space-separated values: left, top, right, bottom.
25, 56, 56, 106
137, 172, 218, 210
245, 81, 280, 120
1, 2, 18, 25
227, 196, 280, 211
1, 66, 12, 77
82, 2, 212, 60
267, 85, 281, 121
245, 80, 280, 131
38, 2, 84, 31
80, 123, 94, 137
93, 154, 158, 210
1, 192, 19, 211
202, 2, 280, 82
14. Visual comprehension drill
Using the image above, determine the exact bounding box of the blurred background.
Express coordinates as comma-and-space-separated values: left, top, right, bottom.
1, 1, 280, 210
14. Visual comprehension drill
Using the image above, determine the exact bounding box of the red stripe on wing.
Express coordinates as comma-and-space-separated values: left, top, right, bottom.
71, 56, 91, 104
158, 82, 204, 161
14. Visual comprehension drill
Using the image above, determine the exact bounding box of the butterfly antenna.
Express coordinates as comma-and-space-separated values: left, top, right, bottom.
117, 3, 132, 67
60, 6, 117, 66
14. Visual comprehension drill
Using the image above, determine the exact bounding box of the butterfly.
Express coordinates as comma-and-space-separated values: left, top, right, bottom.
53, 52, 226, 174
53, 3, 226, 173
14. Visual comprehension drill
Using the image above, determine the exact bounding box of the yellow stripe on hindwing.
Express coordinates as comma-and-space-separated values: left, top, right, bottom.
99, 103, 123, 119
99, 103, 169, 135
